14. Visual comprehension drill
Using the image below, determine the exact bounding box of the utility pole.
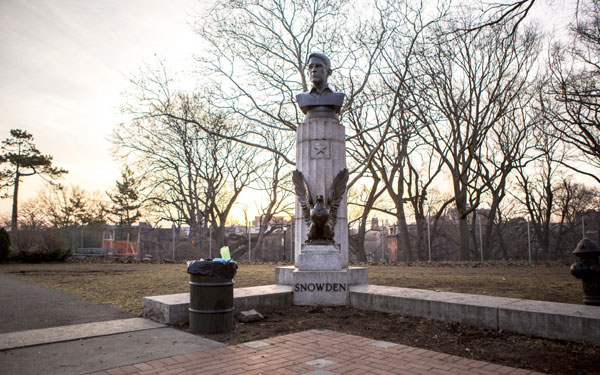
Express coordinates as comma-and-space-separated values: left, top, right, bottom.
248, 220, 252, 262
427, 215, 431, 262
478, 215, 483, 263
172, 225, 175, 260
527, 218, 531, 264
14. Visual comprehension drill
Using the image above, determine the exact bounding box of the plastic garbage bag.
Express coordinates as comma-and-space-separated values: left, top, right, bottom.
187, 259, 237, 279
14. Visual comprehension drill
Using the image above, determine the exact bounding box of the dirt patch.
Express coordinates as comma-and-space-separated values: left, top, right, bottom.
199, 305, 599, 375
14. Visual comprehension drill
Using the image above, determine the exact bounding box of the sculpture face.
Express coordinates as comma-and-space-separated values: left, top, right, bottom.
307, 57, 330, 87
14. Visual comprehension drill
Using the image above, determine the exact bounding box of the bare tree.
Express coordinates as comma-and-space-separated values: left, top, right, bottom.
458, 0, 536, 36
410, 18, 540, 260
553, 178, 599, 255
245, 131, 295, 259
195, 0, 422, 261
18, 198, 47, 230
39, 185, 107, 228
514, 125, 566, 257
115, 68, 261, 251
546, 0, 600, 184
342, 0, 447, 261
477, 82, 540, 259
346, 170, 386, 262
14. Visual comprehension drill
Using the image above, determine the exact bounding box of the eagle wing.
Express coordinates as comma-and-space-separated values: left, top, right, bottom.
292, 170, 313, 227
327, 168, 349, 230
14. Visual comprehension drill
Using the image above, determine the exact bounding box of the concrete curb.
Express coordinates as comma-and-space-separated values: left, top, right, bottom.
142, 285, 293, 326
349, 284, 600, 346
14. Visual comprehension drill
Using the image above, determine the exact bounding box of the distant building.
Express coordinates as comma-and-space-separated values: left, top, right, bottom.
371, 217, 379, 231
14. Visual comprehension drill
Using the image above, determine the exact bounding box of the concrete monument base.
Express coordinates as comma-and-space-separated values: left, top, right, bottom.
275, 265, 368, 286
275, 242, 368, 306
297, 244, 343, 271
292, 269, 349, 305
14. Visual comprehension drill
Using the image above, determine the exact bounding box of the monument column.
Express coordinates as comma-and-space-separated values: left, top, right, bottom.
295, 112, 348, 268
274, 52, 367, 305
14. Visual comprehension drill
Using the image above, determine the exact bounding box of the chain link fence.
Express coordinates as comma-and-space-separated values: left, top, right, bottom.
8, 217, 597, 262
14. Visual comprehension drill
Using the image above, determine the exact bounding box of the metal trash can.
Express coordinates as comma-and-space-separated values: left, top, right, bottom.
187, 260, 237, 334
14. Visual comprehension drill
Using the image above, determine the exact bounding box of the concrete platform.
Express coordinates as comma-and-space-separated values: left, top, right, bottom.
142, 284, 293, 325
143, 283, 600, 346
349, 284, 600, 346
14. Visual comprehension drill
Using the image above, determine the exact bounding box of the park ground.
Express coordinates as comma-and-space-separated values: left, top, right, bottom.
1, 261, 598, 374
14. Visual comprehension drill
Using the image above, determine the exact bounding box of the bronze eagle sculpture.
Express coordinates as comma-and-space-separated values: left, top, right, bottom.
292, 168, 349, 244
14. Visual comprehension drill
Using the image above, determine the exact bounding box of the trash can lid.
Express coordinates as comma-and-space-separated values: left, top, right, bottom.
573, 238, 599, 254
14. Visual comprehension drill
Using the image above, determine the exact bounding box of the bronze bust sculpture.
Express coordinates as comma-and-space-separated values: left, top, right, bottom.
296, 52, 345, 115
294, 52, 348, 244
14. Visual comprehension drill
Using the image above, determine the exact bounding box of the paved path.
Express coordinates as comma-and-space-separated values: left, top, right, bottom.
0, 273, 132, 333
0, 325, 224, 375
91, 330, 544, 375
0, 272, 224, 375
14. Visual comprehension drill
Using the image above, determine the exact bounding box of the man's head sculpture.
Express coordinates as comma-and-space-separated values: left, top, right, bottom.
308, 52, 331, 70
296, 52, 345, 115
307, 52, 332, 87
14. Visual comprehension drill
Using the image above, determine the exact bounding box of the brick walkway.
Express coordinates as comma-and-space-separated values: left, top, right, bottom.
90, 330, 544, 375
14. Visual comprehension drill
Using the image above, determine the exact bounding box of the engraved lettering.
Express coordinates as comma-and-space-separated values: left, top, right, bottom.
293, 283, 348, 292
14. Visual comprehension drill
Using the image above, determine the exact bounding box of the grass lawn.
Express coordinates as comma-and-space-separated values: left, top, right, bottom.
0, 261, 581, 315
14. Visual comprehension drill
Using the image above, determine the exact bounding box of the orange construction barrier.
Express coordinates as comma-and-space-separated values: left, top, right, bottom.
102, 239, 138, 256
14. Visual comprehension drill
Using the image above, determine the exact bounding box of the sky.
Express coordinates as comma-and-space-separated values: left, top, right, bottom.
0, 0, 203, 219
0, 0, 577, 223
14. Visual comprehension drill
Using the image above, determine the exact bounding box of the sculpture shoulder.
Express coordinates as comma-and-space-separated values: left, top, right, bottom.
296, 91, 345, 114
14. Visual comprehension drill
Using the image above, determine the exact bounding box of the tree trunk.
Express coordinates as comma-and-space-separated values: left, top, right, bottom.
396, 207, 412, 262
11, 173, 19, 232
353, 221, 368, 262
352, 199, 374, 262
214, 222, 226, 249
597, 211, 600, 245
469, 213, 478, 260
458, 216, 470, 261
484, 199, 501, 260
349, 231, 367, 262
454, 189, 471, 261
414, 213, 426, 261
254, 220, 269, 259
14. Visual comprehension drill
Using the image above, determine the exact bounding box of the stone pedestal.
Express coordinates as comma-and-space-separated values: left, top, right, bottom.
277, 242, 367, 306
292, 269, 349, 305
293, 244, 348, 305
295, 114, 348, 267
282, 109, 368, 306
297, 244, 343, 271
